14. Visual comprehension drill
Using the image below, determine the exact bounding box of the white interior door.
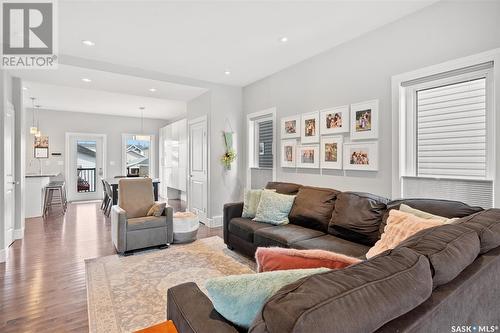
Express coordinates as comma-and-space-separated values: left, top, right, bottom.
67, 134, 105, 201
188, 117, 208, 222
4, 103, 15, 247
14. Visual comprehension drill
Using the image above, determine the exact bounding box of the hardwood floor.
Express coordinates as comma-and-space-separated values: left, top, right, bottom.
0, 201, 222, 332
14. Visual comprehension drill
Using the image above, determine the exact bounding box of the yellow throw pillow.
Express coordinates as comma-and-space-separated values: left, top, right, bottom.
399, 204, 458, 223
366, 210, 444, 259
147, 202, 166, 217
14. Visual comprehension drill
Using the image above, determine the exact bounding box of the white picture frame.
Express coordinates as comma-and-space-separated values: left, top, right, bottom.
350, 99, 379, 140
280, 115, 300, 139
343, 141, 378, 171
320, 105, 349, 135
281, 139, 297, 168
301, 111, 319, 143
320, 135, 343, 169
296, 144, 319, 168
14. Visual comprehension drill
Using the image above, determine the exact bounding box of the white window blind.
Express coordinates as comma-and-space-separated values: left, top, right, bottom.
416, 78, 487, 179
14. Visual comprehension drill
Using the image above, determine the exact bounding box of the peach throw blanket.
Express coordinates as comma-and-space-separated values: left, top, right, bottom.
366, 210, 444, 259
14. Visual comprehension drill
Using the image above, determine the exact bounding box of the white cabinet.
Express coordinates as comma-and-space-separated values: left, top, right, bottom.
159, 119, 187, 198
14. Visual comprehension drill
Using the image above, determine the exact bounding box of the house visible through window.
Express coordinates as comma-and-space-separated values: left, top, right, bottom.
123, 134, 154, 177
258, 120, 273, 168
399, 61, 494, 208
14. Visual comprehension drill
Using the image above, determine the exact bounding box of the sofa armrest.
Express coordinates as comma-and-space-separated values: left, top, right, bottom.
167, 282, 240, 333
223, 202, 244, 244
111, 205, 127, 254
163, 205, 174, 244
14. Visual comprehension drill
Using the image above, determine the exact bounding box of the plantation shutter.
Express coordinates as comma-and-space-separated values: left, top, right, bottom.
258, 120, 273, 168
416, 77, 487, 179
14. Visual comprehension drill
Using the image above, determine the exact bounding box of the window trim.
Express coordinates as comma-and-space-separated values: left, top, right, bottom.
391, 48, 500, 207
121, 133, 156, 178
246, 108, 276, 189
403, 68, 493, 181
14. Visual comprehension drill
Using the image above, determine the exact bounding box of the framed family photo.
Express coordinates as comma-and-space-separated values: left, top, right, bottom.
343, 142, 378, 171
350, 99, 378, 140
320, 135, 343, 169
301, 111, 319, 143
320, 105, 349, 135
296, 144, 319, 168
281, 115, 300, 139
281, 139, 297, 168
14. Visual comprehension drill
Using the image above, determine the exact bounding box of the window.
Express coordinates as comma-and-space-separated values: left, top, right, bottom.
122, 134, 155, 177
247, 108, 276, 190
399, 61, 494, 208
248, 115, 274, 169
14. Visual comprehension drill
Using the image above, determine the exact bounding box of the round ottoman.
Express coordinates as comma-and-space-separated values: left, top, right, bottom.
172, 211, 199, 243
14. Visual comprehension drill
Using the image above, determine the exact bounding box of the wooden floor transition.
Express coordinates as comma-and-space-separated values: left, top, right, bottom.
0, 200, 222, 332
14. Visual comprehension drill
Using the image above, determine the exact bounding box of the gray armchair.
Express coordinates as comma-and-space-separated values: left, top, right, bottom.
111, 178, 173, 254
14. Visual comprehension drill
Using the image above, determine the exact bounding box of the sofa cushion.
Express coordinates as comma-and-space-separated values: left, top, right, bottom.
380, 198, 483, 236
265, 182, 302, 195
119, 178, 155, 219
255, 247, 362, 272
127, 216, 165, 231
328, 192, 389, 246
289, 186, 340, 232
291, 234, 370, 259
249, 247, 433, 333
228, 218, 273, 243
454, 209, 500, 254
396, 224, 480, 288
254, 224, 324, 248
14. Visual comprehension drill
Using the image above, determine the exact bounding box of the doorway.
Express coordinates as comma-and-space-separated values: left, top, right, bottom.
187, 116, 208, 223
66, 133, 106, 201
4, 102, 15, 247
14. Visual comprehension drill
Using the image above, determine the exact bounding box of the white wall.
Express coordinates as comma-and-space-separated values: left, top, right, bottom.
187, 86, 244, 223
242, 1, 500, 198
25, 109, 169, 179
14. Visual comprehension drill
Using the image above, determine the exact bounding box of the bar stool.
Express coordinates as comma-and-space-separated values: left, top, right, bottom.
43, 181, 67, 218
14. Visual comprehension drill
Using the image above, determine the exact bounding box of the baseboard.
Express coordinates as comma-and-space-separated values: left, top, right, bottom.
0, 248, 6, 263
14, 228, 25, 240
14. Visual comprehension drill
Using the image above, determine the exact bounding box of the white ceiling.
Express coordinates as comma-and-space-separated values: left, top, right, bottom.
24, 81, 188, 120
58, 1, 437, 86
12, 64, 208, 119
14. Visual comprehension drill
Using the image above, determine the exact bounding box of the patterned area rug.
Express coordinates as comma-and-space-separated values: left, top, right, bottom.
85, 236, 255, 333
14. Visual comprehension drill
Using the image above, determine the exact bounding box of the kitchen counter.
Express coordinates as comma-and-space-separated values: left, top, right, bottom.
25, 174, 57, 218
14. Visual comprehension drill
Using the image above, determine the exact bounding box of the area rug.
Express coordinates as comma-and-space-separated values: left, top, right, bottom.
85, 236, 255, 333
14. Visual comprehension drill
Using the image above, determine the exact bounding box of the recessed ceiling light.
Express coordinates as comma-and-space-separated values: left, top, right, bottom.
149, 88, 157, 92
22, 86, 28, 91
81, 78, 92, 83
224, 70, 231, 76
279, 36, 288, 43
82, 40, 95, 46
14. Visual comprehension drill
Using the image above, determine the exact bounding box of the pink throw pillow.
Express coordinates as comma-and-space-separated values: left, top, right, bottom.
366, 209, 444, 259
255, 247, 362, 273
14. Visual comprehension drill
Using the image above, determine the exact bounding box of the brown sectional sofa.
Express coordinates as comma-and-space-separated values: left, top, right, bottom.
167, 182, 500, 333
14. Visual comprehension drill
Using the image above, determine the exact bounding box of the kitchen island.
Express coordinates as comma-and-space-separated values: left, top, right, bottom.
25, 174, 58, 218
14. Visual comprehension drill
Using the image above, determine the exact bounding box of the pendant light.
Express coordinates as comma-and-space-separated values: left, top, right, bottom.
135, 106, 149, 141
34, 103, 42, 137
29, 97, 38, 134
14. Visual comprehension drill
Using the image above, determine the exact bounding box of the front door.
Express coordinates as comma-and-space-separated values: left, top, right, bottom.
67, 134, 105, 201
4, 103, 15, 247
188, 117, 208, 222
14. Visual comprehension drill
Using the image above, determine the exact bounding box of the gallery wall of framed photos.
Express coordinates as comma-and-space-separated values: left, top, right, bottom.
280, 99, 379, 172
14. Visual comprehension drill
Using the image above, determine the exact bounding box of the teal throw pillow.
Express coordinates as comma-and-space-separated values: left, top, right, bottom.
253, 190, 295, 225
205, 267, 329, 328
